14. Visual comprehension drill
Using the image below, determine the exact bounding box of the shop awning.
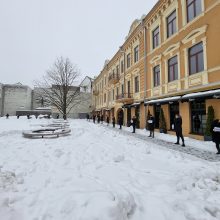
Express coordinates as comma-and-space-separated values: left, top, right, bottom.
144, 96, 181, 106
182, 89, 220, 100
130, 102, 141, 107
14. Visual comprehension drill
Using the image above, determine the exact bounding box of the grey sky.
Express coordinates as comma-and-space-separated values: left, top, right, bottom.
0, 0, 157, 87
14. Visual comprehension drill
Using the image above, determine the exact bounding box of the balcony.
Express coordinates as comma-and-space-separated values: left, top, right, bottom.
93, 90, 99, 96
116, 93, 134, 104
108, 73, 119, 84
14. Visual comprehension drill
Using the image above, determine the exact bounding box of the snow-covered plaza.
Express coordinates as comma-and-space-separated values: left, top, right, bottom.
0, 117, 220, 220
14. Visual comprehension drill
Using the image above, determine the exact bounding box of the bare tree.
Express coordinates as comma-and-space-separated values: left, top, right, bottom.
35, 57, 82, 119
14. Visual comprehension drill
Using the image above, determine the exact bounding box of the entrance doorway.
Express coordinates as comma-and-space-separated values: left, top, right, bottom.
191, 100, 206, 134
127, 108, 131, 126
169, 103, 179, 130
117, 108, 124, 125
154, 105, 161, 128
135, 106, 140, 128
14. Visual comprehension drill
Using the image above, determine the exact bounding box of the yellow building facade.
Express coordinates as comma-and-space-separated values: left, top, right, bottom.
92, 0, 220, 140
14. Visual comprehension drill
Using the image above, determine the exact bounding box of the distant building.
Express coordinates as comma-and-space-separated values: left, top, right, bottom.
0, 83, 32, 116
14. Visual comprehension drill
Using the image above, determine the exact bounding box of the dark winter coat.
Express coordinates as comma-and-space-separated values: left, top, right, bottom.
106, 117, 109, 124
112, 117, 115, 124
211, 120, 220, 144
118, 116, 123, 126
174, 116, 183, 133
147, 116, 155, 131
131, 118, 137, 127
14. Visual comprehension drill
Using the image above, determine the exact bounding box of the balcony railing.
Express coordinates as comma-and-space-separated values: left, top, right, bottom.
108, 73, 119, 84
93, 90, 99, 96
116, 93, 134, 104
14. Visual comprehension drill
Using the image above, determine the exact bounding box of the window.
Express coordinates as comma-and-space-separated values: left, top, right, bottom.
116, 87, 119, 97
152, 26, 160, 49
121, 60, 124, 73
127, 53, 131, 68
168, 56, 178, 82
153, 65, 160, 87
112, 89, 115, 100
187, 0, 202, 22
127, 81, 131, 95
116, 65, 119, 75
134, 46, 139, 63
188, 42, 204, 75
121, 84, 124, 94
167, 10, 176, 38
134, 76, 139, 93
104, 93, 106, 103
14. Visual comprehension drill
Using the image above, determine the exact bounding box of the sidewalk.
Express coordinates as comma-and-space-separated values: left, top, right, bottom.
99, 123, 220, 162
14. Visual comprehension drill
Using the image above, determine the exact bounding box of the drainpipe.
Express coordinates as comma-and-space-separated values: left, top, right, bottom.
143, 21, 148, 127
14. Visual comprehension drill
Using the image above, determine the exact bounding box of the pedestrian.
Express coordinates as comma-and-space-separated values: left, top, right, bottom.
211, 119, 220, 154
27, 114, 30, 119
93, 114, 96, 123
17, 115, 20, 119
147, 114, 155, 138
118, 115, 123, 129
131, 115, 137, 133
57, 114, 59, 119
101, 115, 104, 124
194, 114, 201, 133
174, 113, 185, 147
106, 116, 109, 126
6, 113, 9, 119
86, 113, 89, 121
112, 116, 115, 128
97, 114, 100, 124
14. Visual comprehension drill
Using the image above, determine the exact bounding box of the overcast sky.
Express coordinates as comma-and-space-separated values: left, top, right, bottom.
0, 0, 157, 87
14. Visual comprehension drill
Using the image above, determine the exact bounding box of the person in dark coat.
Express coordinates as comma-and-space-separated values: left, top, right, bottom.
86, 113, 89, 121
97, 114, 100, 124
147, 114, 155, 138
93, 115, 96, 123
100, 115, 104, 124
112, 116, 116, 128
118, 115, 123, 129
106, 116, 109, 126
174, 113, 185, 147
211, 119, 220, 154
194, 114, 201, 133
6, 113, 9, 119
56, 114, 59, 119
131, 116, 137, 133
17, 115, 20, 119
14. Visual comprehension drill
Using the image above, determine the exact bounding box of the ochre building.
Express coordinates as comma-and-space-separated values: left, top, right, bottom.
92, 0, 220, 140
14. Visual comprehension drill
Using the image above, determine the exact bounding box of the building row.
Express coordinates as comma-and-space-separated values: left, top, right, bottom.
92, 0, 220, 140
0, 76, 93, 118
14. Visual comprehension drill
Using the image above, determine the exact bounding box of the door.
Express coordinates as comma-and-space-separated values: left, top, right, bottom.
154, 105, 161, 129
191, 100, 206, 134
135, 106, 140, 129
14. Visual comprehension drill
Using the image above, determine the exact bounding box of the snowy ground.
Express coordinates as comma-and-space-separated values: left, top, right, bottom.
0, 117, 220, 220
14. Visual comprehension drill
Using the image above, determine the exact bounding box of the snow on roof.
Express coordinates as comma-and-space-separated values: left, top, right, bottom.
145, 96, 181, 105
182, 89, 220, 99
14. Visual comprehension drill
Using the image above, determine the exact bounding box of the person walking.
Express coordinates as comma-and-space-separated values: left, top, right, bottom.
106, 116, 109, 126
6, 113, 9, 119
93, 115, 96, 123
86, 113, 89, 121
211, 119, 220, 154
131, 115, 137, 133
147, 114, 155, 138
194, 114, 201, 133
112, 116, 116, 128
97, 114, 100, 124
118, 115, 123, 129
174, 113, 185, 147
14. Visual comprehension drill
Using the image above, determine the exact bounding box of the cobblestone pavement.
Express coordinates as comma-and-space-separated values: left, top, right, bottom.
100, 124, 220, 162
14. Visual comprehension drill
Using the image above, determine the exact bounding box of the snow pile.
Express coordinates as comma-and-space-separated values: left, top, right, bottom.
175, 166, 220, 219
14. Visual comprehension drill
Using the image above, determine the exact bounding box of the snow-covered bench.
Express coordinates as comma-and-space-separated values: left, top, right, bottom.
22, 128, 71, 138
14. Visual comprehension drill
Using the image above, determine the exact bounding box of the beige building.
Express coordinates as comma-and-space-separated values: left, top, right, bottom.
92, 0, 220, 140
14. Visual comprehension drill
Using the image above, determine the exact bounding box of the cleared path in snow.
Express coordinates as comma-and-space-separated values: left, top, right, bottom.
99, 123, 220, 162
